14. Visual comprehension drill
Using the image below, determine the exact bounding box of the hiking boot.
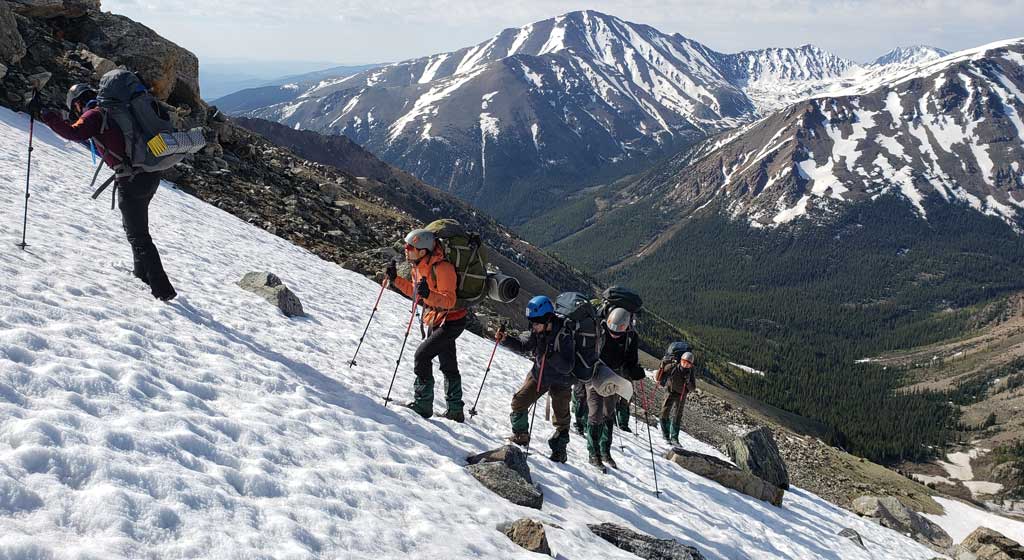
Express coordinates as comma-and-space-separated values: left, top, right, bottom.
438, 409, 465, 423
602, 455, 618, 470
588, 453, 605, 470
669, 436, 681, 446
619, 424, 632, 433
402, 401, 433, 419
508, 432, 530, 446
548, 449, 567, 463
156, 289, 177, 302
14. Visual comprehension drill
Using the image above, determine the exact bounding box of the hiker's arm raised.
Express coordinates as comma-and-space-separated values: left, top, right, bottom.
41, 109, 101, 143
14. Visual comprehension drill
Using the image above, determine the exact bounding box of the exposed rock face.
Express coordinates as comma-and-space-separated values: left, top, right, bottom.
65, 11, 203, 107
238, 272, 305, 317
839, 528, 866, 549
467, 445, 531, 483
956, 527, 1024, 560
588, 523, 706, 560
7, 0, 99, 18
852, 496, 952, 550
665, 447, 785, 506
501, 518, 551, 556
0, 3, 26, 65
465, 462, 543, 510
76, 49, 116, 80
728, 426, 790, 490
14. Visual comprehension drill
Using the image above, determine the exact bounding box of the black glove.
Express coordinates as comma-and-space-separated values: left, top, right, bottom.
385, 261, 397, 282
416, 278, 430, 299
26, 94, 43, 119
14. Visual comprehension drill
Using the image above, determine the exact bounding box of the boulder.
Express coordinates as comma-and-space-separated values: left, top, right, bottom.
501, 518, 551, 556
7, 0, 99, 18
465, 462, 543, 510
467, 445, 532, 483
77, 49, 116, 80
956, 527, 1024, 559
664, 447, 785, 507
0, 2, 26, 65
839, 528, 866, 549
728, 426, 790, 490
81, 12, 202, 108
588, 523, 706, 560
852, 496, 952, 550
238, 272, 304, 317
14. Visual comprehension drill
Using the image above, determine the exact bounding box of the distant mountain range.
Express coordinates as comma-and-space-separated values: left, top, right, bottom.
225, 11, 957, 223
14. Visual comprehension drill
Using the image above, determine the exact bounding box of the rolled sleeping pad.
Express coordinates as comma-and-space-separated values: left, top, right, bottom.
589, 363, 633, 400
485, 272, 520, 303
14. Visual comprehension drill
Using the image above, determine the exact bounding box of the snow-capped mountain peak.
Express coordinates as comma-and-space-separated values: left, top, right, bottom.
872, 45, 952, 66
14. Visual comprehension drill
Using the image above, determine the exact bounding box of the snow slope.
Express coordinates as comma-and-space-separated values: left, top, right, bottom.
924, 497, 1024, 545
0, 107, 942, 558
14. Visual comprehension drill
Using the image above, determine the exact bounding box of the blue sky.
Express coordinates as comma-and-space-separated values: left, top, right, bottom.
107, 0, 1024, 65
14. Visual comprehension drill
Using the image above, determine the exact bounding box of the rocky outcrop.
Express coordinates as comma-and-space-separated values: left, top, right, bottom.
839, 528, 866, 549
76, 49, 115, 80
238, 272, 304, 317
467, 445, 532, 483
728, 426, 790, 490
7, 0, 99, 18
955, 527, 1024, 559
588, 523, 706, 560
852, 496, 952, 550
0, 3, 26, 65
665, 447, 785, 506
501, 518, 551, 556
465, 462, 543, 510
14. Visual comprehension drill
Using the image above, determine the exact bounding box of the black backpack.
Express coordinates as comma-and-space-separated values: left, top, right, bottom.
664, 341, 692, 362
96, 69, 206, 176
599, 285, 643, 316
554, 292, 600, 381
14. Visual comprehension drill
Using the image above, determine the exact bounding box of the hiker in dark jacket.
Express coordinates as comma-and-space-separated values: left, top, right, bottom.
40, 84, 177, 301
503, 295, 576, 463
657, 351, 696, 445
385, 228, 467, 422
586, 308, 644, 470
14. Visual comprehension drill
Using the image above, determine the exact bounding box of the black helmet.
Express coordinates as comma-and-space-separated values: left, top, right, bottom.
66, 83, 96, 110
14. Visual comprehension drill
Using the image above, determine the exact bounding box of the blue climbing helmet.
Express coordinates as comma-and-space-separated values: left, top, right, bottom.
526, 295, 554, 321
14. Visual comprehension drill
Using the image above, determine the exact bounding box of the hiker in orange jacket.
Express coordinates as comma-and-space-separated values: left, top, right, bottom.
385, 228, 468, 422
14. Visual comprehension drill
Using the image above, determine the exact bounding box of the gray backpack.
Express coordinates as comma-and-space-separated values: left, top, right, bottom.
96, 69, 205, 176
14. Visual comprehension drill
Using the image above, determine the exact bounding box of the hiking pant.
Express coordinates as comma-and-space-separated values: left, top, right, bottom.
510, 376, 571, 453
118, 172, 175, 299
412, 317, 466, 415
571, 382, 588, 432
616, 395, 631, 430
660, 387, 688, 440
586, 384, 618, 457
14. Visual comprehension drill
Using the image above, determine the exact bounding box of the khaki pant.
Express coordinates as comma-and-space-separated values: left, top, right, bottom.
510, 376, 571, 433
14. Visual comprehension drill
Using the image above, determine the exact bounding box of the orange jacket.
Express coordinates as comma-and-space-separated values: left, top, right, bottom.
394, 248, 467, 327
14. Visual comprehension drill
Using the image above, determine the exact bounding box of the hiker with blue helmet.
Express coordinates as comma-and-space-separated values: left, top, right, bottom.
501, 295, 576, 463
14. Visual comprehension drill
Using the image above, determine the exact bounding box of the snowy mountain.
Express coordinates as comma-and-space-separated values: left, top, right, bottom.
873, 45, 952, 67
717, 45, 860, 114
242, 10, 756, 222
640, 37, 1024, 230
0, 106, 975, 558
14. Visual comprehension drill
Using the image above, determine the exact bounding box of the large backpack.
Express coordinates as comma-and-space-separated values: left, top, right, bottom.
664, 341, 692, 362
424, 219, 489, 308
554, 292, 600, 381
96, 69, 206, 177
599, 285, 643, 316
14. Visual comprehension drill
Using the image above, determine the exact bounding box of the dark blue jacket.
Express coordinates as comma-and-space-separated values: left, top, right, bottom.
505, 317, 576, 388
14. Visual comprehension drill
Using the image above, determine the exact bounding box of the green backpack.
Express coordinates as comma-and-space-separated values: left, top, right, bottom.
424, 219, 489, 308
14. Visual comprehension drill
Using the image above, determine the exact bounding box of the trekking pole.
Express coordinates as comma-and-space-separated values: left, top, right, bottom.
641, 379, 661, 498
383, 291, 421, 407
16, 92, 38, 251
349, 277, 390, 367
468, 323, 506, 417
524, 353, 548, 457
